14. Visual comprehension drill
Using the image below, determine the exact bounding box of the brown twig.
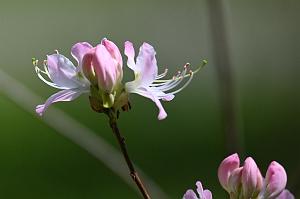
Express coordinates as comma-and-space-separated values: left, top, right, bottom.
106, 109, 152, 199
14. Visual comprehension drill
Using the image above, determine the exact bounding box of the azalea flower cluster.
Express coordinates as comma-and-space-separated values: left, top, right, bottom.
34, 38, 205, 119
183, 154, 294, 199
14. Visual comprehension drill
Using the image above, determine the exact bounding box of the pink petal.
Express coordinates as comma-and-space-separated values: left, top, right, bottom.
202, 190, 212, 199
93, 44, 118, 92
71, 42, 93, 69
36, 89, 84, 116
132, 88, 167, 120
135, 42, 158, 87
124, 41, 136, 71
241, 157, 262, 198
228, 167, 243, 193
101, 38, 123, 69
47, 54, 79, 89
196, 181, 204, 196
276, 189, 295, 199
265, 161, 287, 198
82, 48, 97, 85
183, 190, 198, 199
218, 153, 240, 192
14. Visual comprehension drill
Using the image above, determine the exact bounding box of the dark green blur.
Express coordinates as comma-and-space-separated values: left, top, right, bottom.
0, 0, 299, 198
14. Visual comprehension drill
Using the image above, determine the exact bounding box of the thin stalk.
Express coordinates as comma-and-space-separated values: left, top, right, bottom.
106, 109, 152, 199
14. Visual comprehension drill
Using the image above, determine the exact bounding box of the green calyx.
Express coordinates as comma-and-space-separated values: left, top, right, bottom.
89, 83, 129, 113
102, 92, 115, 108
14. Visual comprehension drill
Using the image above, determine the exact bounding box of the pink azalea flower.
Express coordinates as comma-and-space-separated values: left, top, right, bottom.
259, 161, 288, 199
34, 42, 92, 116
124, 41, 204, 120
183, 181, 212, 199
82, 38, 123, 108
35, 38, 204, 119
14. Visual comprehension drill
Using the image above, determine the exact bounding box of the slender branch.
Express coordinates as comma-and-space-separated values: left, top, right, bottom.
106, 109, 152, 199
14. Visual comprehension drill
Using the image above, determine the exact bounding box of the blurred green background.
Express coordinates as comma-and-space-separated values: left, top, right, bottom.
0, 0, 299, 198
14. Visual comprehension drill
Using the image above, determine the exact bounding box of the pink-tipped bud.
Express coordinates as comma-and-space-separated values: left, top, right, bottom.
218, 153, 240, 192
276, 189, 295, 199
263, 161, 287, 198
82, 49, 97, 85
241, 157, 263, 198
101, 38, 123, 73
82, 39, 123, 108
227, 167, 243, 194
82, 39, 123, 92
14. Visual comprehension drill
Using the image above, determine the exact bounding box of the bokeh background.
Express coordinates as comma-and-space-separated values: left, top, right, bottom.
0, 0, 299, 198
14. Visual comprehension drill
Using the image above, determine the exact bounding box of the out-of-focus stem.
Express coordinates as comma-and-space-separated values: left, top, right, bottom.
207, 0, 242, 154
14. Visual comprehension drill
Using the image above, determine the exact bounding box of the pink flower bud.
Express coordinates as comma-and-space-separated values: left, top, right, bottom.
241, 157, 263, 198
263, 161, 287, 198
218, 153, 240, 192
227, 167, 243, 194
82, 49, 97, 85
82, 39, 123, 93
101, 38, 123, 73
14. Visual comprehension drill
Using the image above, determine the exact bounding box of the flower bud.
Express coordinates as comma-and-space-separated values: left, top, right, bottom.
82, 39, 123, 108
241, 157, 263, 198
82, 49, 97, 85
218, 153, 240, 192
101, 38, 123, 76
263, 161, 287, 198
227, 167, 243, 195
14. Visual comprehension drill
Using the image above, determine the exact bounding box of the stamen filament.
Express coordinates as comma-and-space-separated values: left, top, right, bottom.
153, 60, 207, 83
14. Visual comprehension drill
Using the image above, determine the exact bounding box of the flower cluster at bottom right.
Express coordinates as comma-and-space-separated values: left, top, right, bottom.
183, 153, 295, 199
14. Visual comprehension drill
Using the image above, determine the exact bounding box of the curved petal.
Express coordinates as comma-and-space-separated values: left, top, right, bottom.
101, 38, 123, 69
149, 87, 175, 101
47, 54, 80, 89
71, 42, 93, 69
202, 190, 212, 199
36, 89, 86, 116
183, 190, 198, 199
93, 44, 118, 92
130, 87, 167, 120
135, 42, 158, 87
218, 153, 240, 192
241, 157, 260, 198
124, 41, 136, 71
277, 190, 295, 199
196, 181, 204, 197
265, 161, 287, 198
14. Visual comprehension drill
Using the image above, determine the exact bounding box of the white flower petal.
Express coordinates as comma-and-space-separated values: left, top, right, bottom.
124, 41, 137, 71
47, 54, 80, 89
36, 88, 87, 116
134, 42, 158, 87
71, 42, 93, 71
130, 87, 167, 120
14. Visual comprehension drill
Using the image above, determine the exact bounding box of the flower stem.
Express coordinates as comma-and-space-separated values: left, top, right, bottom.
106, 109, 152, 199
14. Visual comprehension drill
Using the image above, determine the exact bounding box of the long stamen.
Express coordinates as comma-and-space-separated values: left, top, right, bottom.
153, 60, 207, 83
43, 60, 51, 78
151, 71, 182, 87
168, 70, 194, 95
34, 58, 66, 89
156, 68, 187, 92
155, 68, 168, 79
